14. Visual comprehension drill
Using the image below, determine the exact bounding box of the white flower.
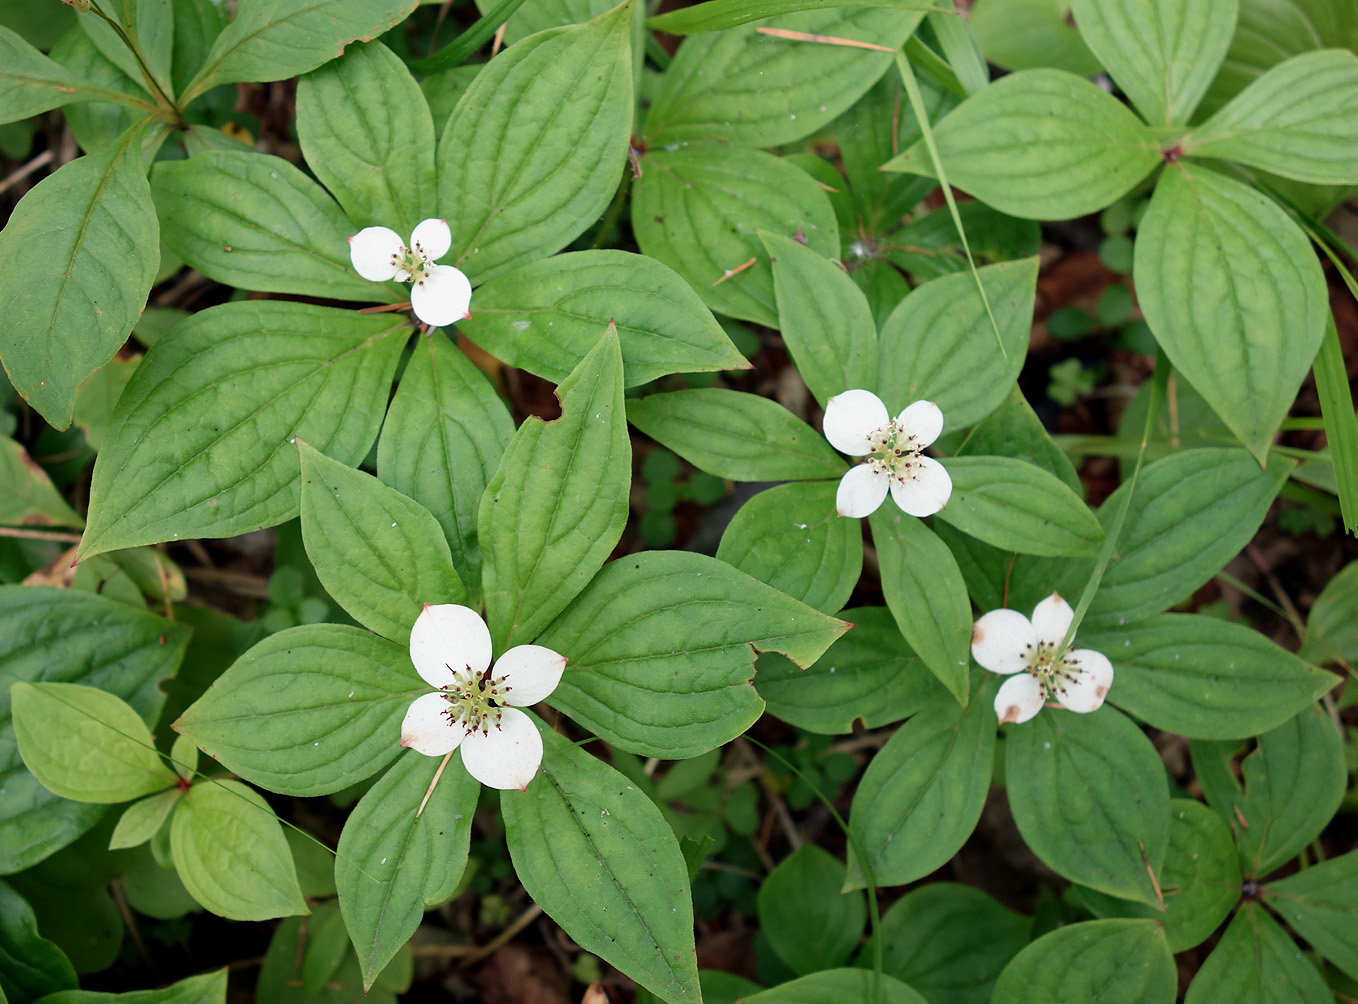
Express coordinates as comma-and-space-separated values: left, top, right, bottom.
971, 593, 1114, 724
348, 218, 472, 327
400, 603, 566, 790
822, 389, 953, 518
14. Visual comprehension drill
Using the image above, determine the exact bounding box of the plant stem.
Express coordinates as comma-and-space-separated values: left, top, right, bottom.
87, 2, 185, 128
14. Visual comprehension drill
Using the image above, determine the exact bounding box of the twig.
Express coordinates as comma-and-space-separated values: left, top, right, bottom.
417, 751, 453, 816
0, 149, 54, 196
0, 527, 82, 543
756, 26, 897, 52
712, 257, 756, 286
183, 566, 270, 598
456, 904, 543, 966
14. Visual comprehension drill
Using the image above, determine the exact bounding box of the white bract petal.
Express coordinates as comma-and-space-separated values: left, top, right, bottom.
971, 608, 1036, 675
411, 264, 473, 327
824, 389, 889, 456
460, 707, 543, 791
994, 673, 1045, 724
889, 455, 952, 517
836, 463, 890, 517
400, 692, 464, 756
493, 644, 567, 706
896, 399, 944, 447
1054, 648, 1114, 713
409, 217, 451, 260
974, 592, 1115, 723
400, 606, 560, 792
348, 226, 405, 281
1031, 592, 1075, 648
409, 603, 491, 688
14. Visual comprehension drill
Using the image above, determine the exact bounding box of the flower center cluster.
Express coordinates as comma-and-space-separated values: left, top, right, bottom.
865, 422, 926, 486
439, 664, 512, 737
1021, 641, 1083, 700
387, 240, 437, 284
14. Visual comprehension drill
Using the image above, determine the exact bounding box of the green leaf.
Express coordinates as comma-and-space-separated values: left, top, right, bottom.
1005, 707, 1170, 906
151, 151, 381, 301
79, 0, 173, 100
645, 9, 923, 147
861, 883, 1030, 1004
1199, 0, 1356, 117
1300, 557, 1358, 668
1082, 447, 1294, 627
184, 0, 418, 100
632, 147, 840, 327
626, 389, 845, 481
0, 25, 149, 125
174, 624, 417, 797
1184, 49, 1358, 184
648, 0, 931, 33
757, 844, 864, 976
969, 0, 1101, 75
992, 919, 1176, 1004
171, 779, 308, 921
471, 0, 627, 45
882, 69, 1161, 220
1081, 614, 1337, 739
1264, 848, 1358, 981
847, 683, 996, 888
479, 324, 628, 650
0, 122, 158, 429
34, 968, 227, 1004
959, 386, 1082, 492
72, 356, 138, 453
716, 481, 861, 615
295, 40, 436, 235
336, 750, 479, 989
1312, 315, 1358, 535
1183, 903, 1331, 1004
110, 789, 182, 850
0, 587, 187, 873
459, 250, 746, 387
376, 333, 512, 604
760, 230, 876, 408
0, 878, 77, 1002
437, 1, 633, 284
883, 201, 1040, 282
935, 456, 1104, 557
46, 25, 147, 155
539, 550, 849, 758
1195, 704, 1345, 877
1135, 164, 1326, 461
502, 720, 700, 1004
80, 302, 406, 559
1161, 799, 1241, 952
870, 510, 971, 705
170, 0, 229, 96
1079, 798, 1245, 952
298, 441, 465, 643
1067, 0, 1237, 126
740, 969, 927, 1004
12, 683, 176, 803
0, 436, 83, 528
876, 257, 1038, 429
755, 608, 945, 734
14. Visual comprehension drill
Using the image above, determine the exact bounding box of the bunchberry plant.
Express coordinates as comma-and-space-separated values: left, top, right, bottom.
1, 0, 1356, 1002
